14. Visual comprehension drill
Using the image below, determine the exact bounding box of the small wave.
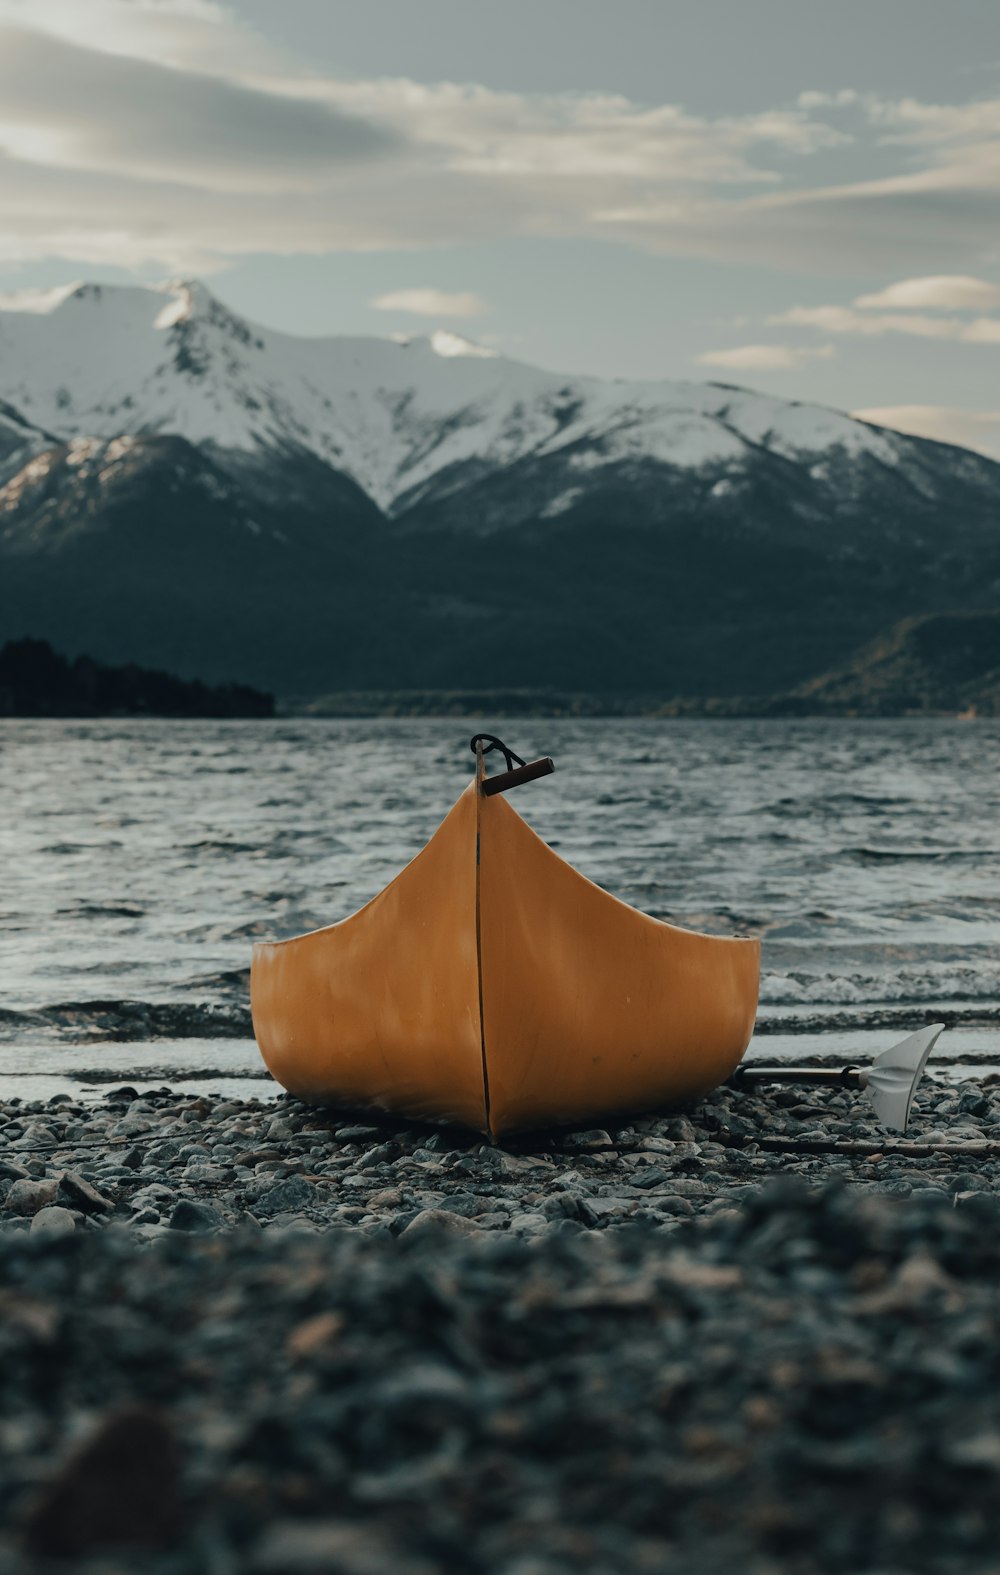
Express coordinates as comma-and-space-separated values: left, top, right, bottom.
70, 1066, 271, 1084
183, 839, 260, 855
188, 968, 251, 992
851, 845, 1000, 864
814, 792, 912, 811
761, 964, 1000, 1007
756, 1004, 1000, 1035
56, 902, 145, 919
0, 1000, 252, 1043
39, 841, 123, 855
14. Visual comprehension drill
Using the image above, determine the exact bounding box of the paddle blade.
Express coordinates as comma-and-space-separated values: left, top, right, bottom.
859, 1024, 944, 1133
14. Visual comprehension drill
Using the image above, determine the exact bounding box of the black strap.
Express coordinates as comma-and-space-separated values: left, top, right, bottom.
469, 734, 526, 774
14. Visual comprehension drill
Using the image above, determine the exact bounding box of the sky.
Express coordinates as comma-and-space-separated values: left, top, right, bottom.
0, 0, 998, 456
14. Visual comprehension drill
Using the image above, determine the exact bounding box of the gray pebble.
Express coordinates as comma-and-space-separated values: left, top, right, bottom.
29, 1206, 77, 1236
254, 1175, 316, 1217
400, 1208, 483, 1237
57, 1171, 113, 1215
169, 1198, 223, 1232
250, 1518, 433, 1574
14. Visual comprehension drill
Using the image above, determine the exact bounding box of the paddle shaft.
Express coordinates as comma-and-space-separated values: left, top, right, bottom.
732, 1065, 863, 1088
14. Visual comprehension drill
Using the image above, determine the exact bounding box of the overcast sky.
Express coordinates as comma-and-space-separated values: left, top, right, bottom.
0, 0, 999, 455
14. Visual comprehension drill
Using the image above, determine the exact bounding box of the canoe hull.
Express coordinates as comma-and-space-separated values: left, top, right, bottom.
251, 780, 760, 1137
251, 787, 488, 1132
479, 790, 759, 1135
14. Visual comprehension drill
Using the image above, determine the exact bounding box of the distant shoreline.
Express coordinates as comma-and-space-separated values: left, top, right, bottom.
284, 690, 992, 721
2, 697, 990, 721
5, 605, 998, 720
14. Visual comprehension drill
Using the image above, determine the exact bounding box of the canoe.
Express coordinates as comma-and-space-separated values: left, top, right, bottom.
251, 738, 760, 1139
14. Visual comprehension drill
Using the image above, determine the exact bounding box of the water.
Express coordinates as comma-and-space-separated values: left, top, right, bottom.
2, 717, 999, 1101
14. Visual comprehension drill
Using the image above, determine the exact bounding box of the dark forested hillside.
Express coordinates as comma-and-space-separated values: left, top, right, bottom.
0, 638, 273, 718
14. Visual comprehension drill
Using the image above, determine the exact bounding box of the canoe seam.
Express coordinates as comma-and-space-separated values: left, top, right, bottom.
474, 772, 493, 1142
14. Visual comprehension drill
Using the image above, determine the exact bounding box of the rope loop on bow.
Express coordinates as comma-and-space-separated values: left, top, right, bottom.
469, 734, 526, 774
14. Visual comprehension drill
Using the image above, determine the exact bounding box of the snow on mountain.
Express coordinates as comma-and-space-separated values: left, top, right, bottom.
0, 278, 980, 518
1, 279, 999, 702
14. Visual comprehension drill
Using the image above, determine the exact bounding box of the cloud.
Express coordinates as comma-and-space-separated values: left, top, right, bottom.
855, 275, 1000, 310
0, 5, 996, 279
323, 79, 849, 189
797, 89, 860, 110
597, 84, 1000, 273
852, 404, 1000, 461
869, 95, 1000, 149
696, 343, 836, 370
0, 5, 861, 272
372, 288, 488, 318
772, 305, 1000, 342
0, 0, 281, 74
0, 27, 399, 194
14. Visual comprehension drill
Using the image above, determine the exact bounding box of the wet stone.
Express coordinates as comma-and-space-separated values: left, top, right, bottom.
169, 1198, 223, 1232
254, 1175, 316, 1217
57, 1171, 113, 1215
4, 1178, 59, 1216
560, 1129, 613, 1151
130, 1207, 160, 1225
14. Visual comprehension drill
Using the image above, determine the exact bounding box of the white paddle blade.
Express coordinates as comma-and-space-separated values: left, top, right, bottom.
858, 1023, 945, 1133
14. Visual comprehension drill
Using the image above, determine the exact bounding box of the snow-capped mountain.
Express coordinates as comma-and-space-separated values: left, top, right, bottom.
0, 278, 992, 516
0, 279, 998, 699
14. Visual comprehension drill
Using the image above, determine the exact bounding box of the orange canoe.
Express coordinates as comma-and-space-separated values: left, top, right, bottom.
251, 739, 760, 1139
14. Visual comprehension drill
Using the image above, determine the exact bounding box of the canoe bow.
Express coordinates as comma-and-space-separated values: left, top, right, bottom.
251, 748, 760, 1138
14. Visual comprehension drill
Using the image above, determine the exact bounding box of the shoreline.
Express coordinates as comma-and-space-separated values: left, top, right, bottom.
3, 1022, 1000, 1108
2, 1075, 999, 1569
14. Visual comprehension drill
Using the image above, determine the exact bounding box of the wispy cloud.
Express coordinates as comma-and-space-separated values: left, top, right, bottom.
0, 4, 997, 277
797, 89, 860, 110
854, 275, 1000, 310
0, 0, 281, 73
853, 404, 1000, 461
0, 27, 398, 193
696, 343, 836, 370
772, 305, 1000, 342
372, 288, 488, 318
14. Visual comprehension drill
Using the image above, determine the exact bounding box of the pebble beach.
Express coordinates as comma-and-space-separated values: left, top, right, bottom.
5, 718, 1000, 1569
3, 1071, 1000, 1573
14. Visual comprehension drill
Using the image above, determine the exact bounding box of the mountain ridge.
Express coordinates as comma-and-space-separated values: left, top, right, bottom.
1, 277, 995, 514
0, 278, 998, 700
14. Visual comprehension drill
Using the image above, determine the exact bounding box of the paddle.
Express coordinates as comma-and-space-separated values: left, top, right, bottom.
731, 1023, 945, 1134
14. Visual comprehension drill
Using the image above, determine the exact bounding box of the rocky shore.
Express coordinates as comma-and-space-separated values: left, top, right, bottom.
2, 1073, 1000, 1572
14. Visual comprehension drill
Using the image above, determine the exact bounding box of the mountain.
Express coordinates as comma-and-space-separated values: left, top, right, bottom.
0, 278, 998, 699
0, 398, 53, 478
787, 611, 1000, 716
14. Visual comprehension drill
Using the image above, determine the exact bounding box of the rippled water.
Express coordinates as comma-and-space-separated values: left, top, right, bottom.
2, 717, 999, 1097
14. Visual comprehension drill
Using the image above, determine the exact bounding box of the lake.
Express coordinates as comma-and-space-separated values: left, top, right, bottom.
2, 717, 999, 1100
